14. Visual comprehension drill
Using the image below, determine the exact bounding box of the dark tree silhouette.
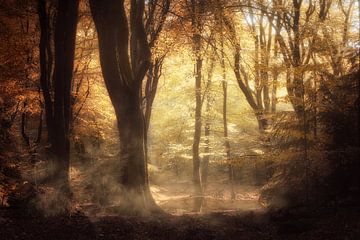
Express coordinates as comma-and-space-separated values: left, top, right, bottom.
38, 0, 79, 193
89, 0, 159, 212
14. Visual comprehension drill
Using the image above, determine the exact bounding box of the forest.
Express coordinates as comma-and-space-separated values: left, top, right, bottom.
0, 0, 359, 239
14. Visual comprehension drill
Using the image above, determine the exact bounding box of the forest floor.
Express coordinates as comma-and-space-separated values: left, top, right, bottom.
151, 180, 262, 214
1, 176, 360, 240
1, 201, 360, 240
1, 154, 360, 239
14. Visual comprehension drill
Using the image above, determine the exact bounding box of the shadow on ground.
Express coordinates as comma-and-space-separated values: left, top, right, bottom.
1, 202, 359, 240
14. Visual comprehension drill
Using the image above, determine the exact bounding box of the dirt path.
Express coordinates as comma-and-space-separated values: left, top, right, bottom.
151, 182, 262, 214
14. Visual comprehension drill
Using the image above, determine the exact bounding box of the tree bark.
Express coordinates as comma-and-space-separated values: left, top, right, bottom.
220, 27, 235, 200
233, 43, 267, 131
38, 0, 55, 145
144, 58, 163, 167
50, 0, 79, 193
38, 0, 79, 195
192, 52, 203, 211
189, 0, 204, 212
21, 102, 30, 147
90, 0, 159, 213
189, 0, 204, 211
223, 12, 268, 132
199, 52, 215, 212
290, 0, 305, 119
202, 101, 210, 192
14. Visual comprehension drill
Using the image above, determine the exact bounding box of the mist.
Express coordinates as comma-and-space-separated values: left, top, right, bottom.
1, 0, 359, 239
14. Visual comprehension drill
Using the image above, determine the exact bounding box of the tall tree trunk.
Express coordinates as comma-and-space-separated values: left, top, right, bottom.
289, 0, 305, 119
254, 34, 263, 110
144, 58, 163, 167
51, 0, 79, 193
90, 0, 159, 213
189, 0, 204, 212
220, 29, 235, 200
222, 69, 234, 197
202, 99, 210, 192
192, 50, 203, 211
226, 8, 267, 132
21, 102, 30, 147
271, 13, 281, 114
232, 42, 266, 131
356, 68, 360, 197
38, 0, 55, 145
271, 72, 278, 113
142, 0, 170, 181
38, 0, 79, 195
259, 11, 270, 113
199, 53, 215, 212
357, 69, 360, 147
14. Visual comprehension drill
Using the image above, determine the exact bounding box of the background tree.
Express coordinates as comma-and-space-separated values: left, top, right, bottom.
143, 0, 171, 170
187, 0, 206, 211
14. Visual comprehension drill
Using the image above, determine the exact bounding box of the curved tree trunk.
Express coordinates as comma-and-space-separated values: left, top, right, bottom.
89, 0, 159, 213
144, 58, 163, 168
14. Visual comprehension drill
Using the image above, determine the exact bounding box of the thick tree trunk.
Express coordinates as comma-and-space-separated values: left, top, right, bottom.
38, 0, 79, 195
91, 1, 143, 185
90, 0, 159, 213
51, 0, 79, 193
115, 90, 147, 193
